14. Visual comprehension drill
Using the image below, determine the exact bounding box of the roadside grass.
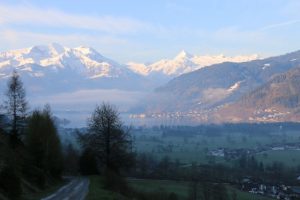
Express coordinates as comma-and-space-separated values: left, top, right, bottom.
86, 175, 123, 200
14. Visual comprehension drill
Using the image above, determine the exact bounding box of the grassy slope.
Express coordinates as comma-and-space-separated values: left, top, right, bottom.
128, 179, 273, 200
86, 176, 273, 200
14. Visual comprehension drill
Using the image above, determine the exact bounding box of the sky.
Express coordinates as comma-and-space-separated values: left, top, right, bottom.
0, 0, 300, 63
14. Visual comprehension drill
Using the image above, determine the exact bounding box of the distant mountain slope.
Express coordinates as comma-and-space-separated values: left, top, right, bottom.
0, 43, 149, 93
213, 66, 300, 122
136, 50, 300, 115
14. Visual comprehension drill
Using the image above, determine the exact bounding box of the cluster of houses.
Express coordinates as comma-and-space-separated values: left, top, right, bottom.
241, 178, 300, 200
270, 143, 300, 151
208, 148, 256, 159
208, 142, 300, 160
208, 143, 300, 199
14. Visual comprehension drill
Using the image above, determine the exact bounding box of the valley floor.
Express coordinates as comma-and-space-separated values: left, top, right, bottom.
85, 176, 273, 200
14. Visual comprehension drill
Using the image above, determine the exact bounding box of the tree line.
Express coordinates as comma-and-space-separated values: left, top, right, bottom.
0, 71, 135, 199
0, 71, 63, 199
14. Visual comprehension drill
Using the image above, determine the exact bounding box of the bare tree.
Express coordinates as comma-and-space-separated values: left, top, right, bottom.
4, 70, 28, 146
79, 103, 134, 173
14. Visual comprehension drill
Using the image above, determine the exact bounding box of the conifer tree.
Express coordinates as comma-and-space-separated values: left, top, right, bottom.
26, 105, 63, 180
4, 70, 28, 146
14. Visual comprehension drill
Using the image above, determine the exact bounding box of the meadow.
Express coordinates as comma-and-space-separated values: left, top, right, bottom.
86, 176, 273, 200
132, 125, 300, 167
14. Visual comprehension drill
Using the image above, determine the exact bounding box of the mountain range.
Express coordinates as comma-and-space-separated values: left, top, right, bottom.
0, 43, 259, 94
134, 50, 300, 123
2, 43, 300, 124
0, 43, 148, 94
127, 50, 259, 78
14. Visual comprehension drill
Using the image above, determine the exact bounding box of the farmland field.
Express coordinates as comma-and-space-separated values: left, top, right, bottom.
132, 126, 300, 167
255, 150, 300, 168
128, 178, 273, 200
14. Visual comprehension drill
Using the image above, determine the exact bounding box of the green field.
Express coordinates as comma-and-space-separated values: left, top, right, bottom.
86, 176, 273, 200
128, 179, 189, 199
133, 130, 300, 166
255, 150, 300, 167
128, 178, 272, 200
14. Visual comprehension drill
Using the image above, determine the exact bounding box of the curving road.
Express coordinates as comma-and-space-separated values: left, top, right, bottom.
41, 177, 89, 200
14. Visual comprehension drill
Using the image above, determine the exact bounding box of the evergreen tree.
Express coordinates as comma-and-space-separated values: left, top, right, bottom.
26, 105, 63, 180
4, 70, 28, 147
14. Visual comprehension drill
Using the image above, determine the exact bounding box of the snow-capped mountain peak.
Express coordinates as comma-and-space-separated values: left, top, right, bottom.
126, 62, 149, 76
0, 43, 150, 93
0, 44, 261, 94
174, 50, 192, 60
73, 46, 99, 56
28, 43, 66, 58
0, 43, 136, 80
126, 51, 261, 77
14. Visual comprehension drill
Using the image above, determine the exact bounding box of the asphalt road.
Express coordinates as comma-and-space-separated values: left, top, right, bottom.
41, 177, 89, 200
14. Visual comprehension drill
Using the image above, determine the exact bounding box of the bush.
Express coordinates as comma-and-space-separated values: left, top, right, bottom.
103, 168, 129, 194
168, 192, 178, 200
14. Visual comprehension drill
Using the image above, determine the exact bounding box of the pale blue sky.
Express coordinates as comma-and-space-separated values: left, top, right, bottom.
0, 0, 300, 62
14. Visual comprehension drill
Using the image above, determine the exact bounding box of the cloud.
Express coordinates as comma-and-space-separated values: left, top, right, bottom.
260, 20, 300, 31
0, 28, 128, 52
29, 89, 147, 127
30, 89, 147, 111
0, 3, 146, 34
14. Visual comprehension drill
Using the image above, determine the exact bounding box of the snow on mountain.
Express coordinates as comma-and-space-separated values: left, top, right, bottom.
126, 62, 149, 76
127, 51, 260, 77
0, 44, 260, 83
227, 81, 243, 92
0, 43, 153, 94
0, 43, 135, 79
0, 44, 261, 95
148, 50, 196, 76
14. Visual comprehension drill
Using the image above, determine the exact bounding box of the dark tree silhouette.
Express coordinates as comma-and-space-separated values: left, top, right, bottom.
79, 148, 98, 175
79, 103, 134, 191
4, 70, 28, 147
26, 105, 63, 180
80, 103, 134, 174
